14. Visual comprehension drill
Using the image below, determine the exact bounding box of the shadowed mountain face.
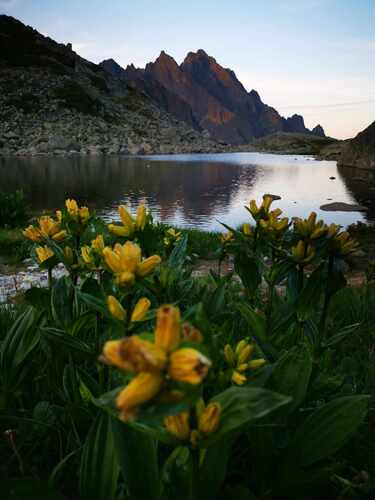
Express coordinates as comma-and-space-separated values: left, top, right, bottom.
100, 50, 325, 145
338, 121, 375, 171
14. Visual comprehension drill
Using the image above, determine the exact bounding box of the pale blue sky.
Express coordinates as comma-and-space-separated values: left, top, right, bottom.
1, 0, 375, 139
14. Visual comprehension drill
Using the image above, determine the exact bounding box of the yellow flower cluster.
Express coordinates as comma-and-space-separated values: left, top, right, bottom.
23, 215, 67, 242
102, 241, 161, 285
164, 228, 182, 247
164, 399, 221, 446
224, 340, 266, 385
221, 231, 234, 245
259, 208, 289, 236
108, 204, 147, 237
292, 213, 358, 261
65, 199, 90, 222
35, 245, 54, 264
248, 194, 274, 221
107, 295, 151, 322
102, 305, 211, 420
291, 240, 316, 266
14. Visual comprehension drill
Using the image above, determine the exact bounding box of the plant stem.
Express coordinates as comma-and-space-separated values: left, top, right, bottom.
320, 254, 334, 337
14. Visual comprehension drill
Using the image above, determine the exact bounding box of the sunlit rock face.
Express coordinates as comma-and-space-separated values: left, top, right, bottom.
101, 49, 325, 145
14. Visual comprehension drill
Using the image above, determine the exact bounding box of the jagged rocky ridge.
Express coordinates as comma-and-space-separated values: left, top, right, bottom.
0, 16, 225, 156
100, 51, 325, 145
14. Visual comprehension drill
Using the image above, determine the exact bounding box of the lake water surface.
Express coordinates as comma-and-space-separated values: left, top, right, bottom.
0, 152, 374, 231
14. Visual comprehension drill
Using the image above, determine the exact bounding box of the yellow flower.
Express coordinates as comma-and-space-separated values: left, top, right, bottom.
103, 241, 159, 285
248, 358, 267, 370
79, 206, 90, 221
103, 336, 167, 373
221, 231, 234, 245
293, 212, 327, 240
131, 297, 151, 322
66, 198, 79, 217
23, 225, 42, 242
56, 210, 62, 222
243, 223, 252, 236
38, 216, 60, 238
232, 370, 247, 385
107, 295, 126, 321
118, 205, 135, 233
182, 323, 203, 343
91, 235, 105, 255
36, 246, 54, 264
81, 246, 95, 267
136, 204, 147, 230
116, 372, 164, 421
24, 214, 65, 242
117, 271, 136, 285
198, 402, 221, 434
248, 195, 274, 220
52, 230, 67, 241
224, 344, 236, 366
108, 224, 131, 237
155, 304, 181, 352
291, 240, 316, 265
136, 255, 161, 277
237, 344, 254, 364
169, 348, 211, 385
101, 305, 212, 420
164, 412, 190, 441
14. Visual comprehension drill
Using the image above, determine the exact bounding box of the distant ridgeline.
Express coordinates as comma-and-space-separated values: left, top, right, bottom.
100, 51, 325, 144
0, 14, 325, 157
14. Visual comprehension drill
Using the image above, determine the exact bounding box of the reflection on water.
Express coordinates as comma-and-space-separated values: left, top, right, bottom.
0, 153, 372, 231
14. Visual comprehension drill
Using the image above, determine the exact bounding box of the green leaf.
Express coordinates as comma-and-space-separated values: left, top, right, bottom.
0, 307, 41, 389
77, 291, 107, 316
234, 252, 261, 292
79, 414, 119, 500
111, 418, 160, 500
296, 265, 325, 321
206, 387, 291, 445
161, 446, 193, 500
51, 276, 74, 329
268, 345, 312, 415
3, 480, 65, 500
289, 395, 369, 466
167, 234, 188, 268
198, 439, 233, 500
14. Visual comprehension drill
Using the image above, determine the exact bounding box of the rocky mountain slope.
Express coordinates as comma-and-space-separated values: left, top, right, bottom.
338, 121, 375, 171
248, 132, 342, 158
0, 15, 224, 156
100, 51, 325, 145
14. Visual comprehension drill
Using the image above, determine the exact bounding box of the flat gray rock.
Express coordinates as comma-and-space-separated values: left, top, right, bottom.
320, 202, 368, 212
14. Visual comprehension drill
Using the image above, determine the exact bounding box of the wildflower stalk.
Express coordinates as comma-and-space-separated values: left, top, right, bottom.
319, 253, 335, 337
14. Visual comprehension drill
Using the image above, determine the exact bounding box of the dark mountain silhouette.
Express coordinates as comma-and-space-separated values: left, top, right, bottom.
338, 121, 375, 171
100, 50, 325, 144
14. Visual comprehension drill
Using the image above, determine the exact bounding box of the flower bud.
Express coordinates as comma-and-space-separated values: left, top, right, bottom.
131, 297, 151, 322
116, 372, 163, 421
164, 412, 190, 440
135, 204, 147, 230
155, 304, 180, 352
107, 295, 126, 321
169, 348, 211, 385
231, 370, 247, 385
198, 402, 221, 434
137, 255, 161, 277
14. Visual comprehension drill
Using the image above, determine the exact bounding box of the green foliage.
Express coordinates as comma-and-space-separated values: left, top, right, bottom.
2, 196, 374, 500
0, 190, 29, 228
